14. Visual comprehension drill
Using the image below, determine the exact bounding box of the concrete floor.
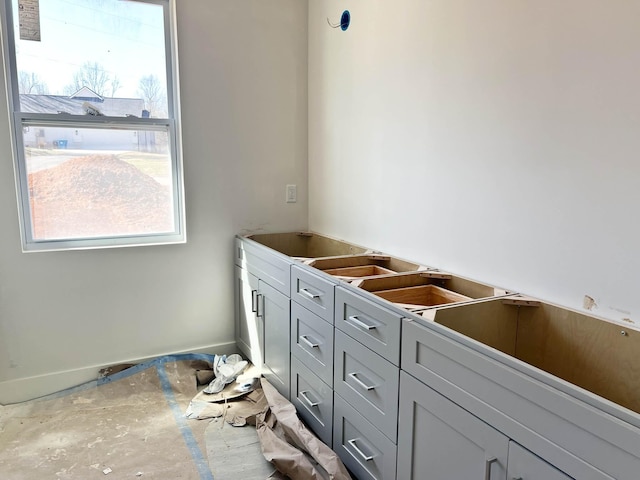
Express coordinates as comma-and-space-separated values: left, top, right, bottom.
206, 418, 276, 479
0, 355, 273, 480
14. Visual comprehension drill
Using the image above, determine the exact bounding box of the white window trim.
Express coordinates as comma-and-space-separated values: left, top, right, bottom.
0, 0, 186, 252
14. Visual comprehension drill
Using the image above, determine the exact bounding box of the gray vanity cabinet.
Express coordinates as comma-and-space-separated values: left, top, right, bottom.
235, 237, 292, 399
397, 371, 576, 480
400, 317, 618, 480
235, 233, 640, 480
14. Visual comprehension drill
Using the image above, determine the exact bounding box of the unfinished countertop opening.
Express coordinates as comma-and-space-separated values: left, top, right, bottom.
417, 296, 640, 415
307, 254, 428, 281
354, 271, 509, 311
245, 232, 367, 259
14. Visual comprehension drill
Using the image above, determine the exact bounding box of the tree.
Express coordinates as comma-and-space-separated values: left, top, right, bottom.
18, 71, 48, 94
64, 61, 120, 97
109, 76, 121, 97
137, 74, 166, 117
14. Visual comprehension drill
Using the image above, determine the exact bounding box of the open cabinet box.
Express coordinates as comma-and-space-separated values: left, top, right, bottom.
245, 231, 367, 259
416, 296, 640, 415
306, 254, 429, 281
354, 271, 509, 311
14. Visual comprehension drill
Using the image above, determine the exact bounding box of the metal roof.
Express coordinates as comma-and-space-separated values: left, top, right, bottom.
19, 94, 146, 117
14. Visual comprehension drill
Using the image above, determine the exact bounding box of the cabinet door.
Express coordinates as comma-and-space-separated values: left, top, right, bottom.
260, 280, 291, 399
235, 266, 262, 366
397, 371, 508, 480
508, 442, 574, 480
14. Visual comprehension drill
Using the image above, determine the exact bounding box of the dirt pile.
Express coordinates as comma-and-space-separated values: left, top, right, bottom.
28, 155, 174, 240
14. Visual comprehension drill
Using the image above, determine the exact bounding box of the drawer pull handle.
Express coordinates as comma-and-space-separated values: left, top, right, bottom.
348, 315, 376, 331
484, 456, 498, 480
300, 335, 320, 349
300, 288, 321, 300
300, 390, 319, 407
348, 372, 376, 391
347, 438, 374, 462
251, 289, 258, 313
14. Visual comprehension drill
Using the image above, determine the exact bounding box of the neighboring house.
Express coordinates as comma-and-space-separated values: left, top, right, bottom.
20, 87, 155, 151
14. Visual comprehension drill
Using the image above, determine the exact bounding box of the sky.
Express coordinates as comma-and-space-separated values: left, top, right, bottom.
12, 0, 168, 98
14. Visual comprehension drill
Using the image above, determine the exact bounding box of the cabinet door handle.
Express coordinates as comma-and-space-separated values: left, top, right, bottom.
300, 335, 319, 349
251, 289, 258, 312
299, 288, 321, 300
348, 315, 377, 331
347, 438, 374, 462
484, 456, 498, 480
511, 478, 523, 480
300, 390, 319, 407
348, 372, 376, 391
256, 294, 263, 318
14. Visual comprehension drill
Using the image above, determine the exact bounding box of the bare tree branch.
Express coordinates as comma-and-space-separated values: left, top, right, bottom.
137, 74, 166, 117
65, 62, 120, 97
18, 71, 48, 94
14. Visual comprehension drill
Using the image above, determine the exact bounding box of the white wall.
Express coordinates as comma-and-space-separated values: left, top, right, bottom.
309, 0, 640, 325
0, 0, 308, 404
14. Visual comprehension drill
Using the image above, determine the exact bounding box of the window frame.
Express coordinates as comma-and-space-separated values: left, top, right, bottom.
0, 0, 186, 252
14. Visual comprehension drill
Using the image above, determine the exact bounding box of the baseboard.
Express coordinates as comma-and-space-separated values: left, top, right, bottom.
0, 341, 238, 405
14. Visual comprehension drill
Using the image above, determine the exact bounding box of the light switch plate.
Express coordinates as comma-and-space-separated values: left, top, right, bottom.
286, 184, 297, 203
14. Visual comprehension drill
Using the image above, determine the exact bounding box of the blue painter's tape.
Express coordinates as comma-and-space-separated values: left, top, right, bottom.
97, 353, 214, 385
26, 354, 213, 401
157, 361, 215, 480
22, 354, 217, 478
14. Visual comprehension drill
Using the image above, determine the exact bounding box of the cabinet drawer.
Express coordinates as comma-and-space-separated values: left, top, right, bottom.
335, 286, 402, 365
237, 237, 292, 296
290, 302, 334, 386
334, 329, 399, 442
334, 393, 397, 480
290, 356, 333, 447
291, 265, 336, 323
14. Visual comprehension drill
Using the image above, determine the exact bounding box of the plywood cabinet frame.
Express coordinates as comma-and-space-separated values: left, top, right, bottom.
414, 296, 640, 416
244, 231, 368, 259
401, 318, 628, 479
307, 253, 429, 281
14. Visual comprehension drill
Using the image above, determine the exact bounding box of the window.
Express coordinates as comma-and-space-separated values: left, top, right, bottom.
0, 0, 185, 251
